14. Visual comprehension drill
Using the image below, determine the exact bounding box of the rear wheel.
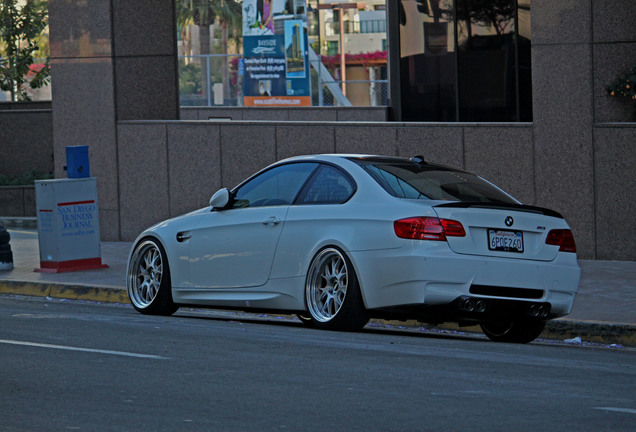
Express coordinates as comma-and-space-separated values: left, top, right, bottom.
480, 320, 545, 344
127, 239, 178, 316
305, 247, 369, 331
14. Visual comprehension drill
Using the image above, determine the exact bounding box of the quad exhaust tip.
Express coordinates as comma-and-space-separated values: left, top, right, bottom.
528, 304, 550, 318
459, 297, 550, 318
460, 298, 487, 313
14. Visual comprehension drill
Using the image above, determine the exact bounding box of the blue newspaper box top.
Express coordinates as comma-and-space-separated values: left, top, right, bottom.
66, 146, 90, 178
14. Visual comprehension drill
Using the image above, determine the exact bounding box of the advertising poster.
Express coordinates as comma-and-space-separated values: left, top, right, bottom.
242, 0, 311, 106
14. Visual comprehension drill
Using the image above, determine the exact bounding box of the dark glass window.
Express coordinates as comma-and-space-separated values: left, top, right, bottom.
296, 165, 356, 205
232, 163, 318, 208
395, 0, 531, 122
352, 158, 517, 204
457, 0, 520, 121
398, 0, 457, 121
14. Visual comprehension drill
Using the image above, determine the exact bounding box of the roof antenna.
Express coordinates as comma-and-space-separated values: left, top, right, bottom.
410, 155, 426, 164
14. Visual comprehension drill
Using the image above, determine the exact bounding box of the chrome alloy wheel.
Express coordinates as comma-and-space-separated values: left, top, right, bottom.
306, 248, 349, 322
128, 240, 164, 310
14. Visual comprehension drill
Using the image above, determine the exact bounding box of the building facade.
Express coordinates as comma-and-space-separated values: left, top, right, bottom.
389, 0, 531, 122
14, 0, 633, 261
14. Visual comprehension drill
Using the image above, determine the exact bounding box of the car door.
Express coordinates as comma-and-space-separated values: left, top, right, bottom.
270, 163, 359, 279
187, 162, 318, 289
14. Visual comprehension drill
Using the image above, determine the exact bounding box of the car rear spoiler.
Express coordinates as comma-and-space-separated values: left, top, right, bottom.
434, 202, 564, 219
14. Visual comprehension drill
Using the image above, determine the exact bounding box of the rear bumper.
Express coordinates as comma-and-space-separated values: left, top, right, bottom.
351, 242, 580, 319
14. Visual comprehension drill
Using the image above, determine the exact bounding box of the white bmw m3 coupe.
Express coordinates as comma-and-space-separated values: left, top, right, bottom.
127, 154, 580, 343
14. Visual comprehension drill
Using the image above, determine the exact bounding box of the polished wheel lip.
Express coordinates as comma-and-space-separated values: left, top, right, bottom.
127, 240, 163, 310
306, 248, 348, 323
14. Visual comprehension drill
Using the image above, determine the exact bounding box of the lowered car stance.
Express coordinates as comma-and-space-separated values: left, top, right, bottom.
127, 154, 580, 343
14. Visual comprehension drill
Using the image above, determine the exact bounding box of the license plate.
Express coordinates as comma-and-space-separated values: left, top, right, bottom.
488, 229, 524, 253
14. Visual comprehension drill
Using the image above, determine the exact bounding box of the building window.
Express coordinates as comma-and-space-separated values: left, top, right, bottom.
392, 0, 531, 122
360, 19, 386, 33
326, 40, 339, 56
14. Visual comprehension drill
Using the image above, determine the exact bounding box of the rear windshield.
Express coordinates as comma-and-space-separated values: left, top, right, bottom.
353, 159, 517, 204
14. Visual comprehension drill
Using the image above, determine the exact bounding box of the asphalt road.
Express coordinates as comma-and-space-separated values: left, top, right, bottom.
1, 296, 634, 432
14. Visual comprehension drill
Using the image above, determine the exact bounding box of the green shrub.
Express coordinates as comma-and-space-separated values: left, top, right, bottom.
0, 170, 53, 186
606, 65, 636, 100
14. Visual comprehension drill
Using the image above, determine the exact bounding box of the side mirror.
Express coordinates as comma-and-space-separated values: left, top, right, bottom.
209, 188, 230, 210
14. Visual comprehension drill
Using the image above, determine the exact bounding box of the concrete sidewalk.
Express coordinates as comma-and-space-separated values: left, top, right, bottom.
1, 227, 635, 346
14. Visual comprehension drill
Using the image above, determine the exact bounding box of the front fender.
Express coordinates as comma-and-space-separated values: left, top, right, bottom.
127, 210, 207, 289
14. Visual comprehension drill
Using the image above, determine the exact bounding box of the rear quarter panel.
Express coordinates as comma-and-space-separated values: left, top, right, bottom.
269, 198, 439, 280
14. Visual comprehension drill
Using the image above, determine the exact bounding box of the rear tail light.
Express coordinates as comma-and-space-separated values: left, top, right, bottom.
441, 219, 466, 237
545, 229, 577, 253
394, 217, 466, 241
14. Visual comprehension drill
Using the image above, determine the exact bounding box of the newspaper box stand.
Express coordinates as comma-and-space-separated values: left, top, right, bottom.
35, 178, 108, 273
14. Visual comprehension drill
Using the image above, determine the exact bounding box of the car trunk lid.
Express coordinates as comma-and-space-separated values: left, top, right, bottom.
433, 202, 565, 261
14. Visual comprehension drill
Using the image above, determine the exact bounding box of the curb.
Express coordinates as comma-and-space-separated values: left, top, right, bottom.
0, 280, 128, 304
367, 318, 635, 347
1, 279, 634, 347
542, 319, 635, 347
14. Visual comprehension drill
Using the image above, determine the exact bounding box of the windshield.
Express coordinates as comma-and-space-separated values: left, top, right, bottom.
353, 159, 518, 204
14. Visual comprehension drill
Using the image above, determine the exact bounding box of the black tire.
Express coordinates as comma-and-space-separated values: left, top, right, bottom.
0, 223, 10, 245
304, 247, 369, 331
480, 320, 546, 344
127, 238, 178, 316
0, 224, 13, 270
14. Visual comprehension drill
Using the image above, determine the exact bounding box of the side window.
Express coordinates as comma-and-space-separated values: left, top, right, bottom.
232, 163, 318, 208
296, 164, 356, 205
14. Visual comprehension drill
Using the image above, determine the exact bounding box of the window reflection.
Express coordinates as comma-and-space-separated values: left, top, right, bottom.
296, 165, 355, 204
399, 0, 456, 121
232, 163, 318, 208
50, 0, 112, 58
357, 162, 517, 203
397, 0, 531, 122
457, 0, 516, 121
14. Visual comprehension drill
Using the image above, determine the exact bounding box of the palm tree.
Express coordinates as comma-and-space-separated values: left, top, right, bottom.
211, 0, 242, 101
177, 0, 242, 104
440, 0, 515, 43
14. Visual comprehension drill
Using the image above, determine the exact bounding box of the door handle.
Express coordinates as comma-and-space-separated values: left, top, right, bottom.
263, 217, 281, 226
176, 232, 192, 242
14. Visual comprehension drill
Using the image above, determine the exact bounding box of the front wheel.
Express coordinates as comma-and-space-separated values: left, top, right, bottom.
127, 239, 178, 316
480, 320, 546, 344
305, 247, 369, 331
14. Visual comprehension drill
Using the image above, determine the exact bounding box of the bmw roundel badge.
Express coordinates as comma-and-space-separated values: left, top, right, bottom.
505, 216, 514, 227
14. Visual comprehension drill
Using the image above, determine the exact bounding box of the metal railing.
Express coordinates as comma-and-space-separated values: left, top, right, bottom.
317, 79, 389, 107
1, 55, 388, 107
179, 54, 243, 107
179, 54, 388, 107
